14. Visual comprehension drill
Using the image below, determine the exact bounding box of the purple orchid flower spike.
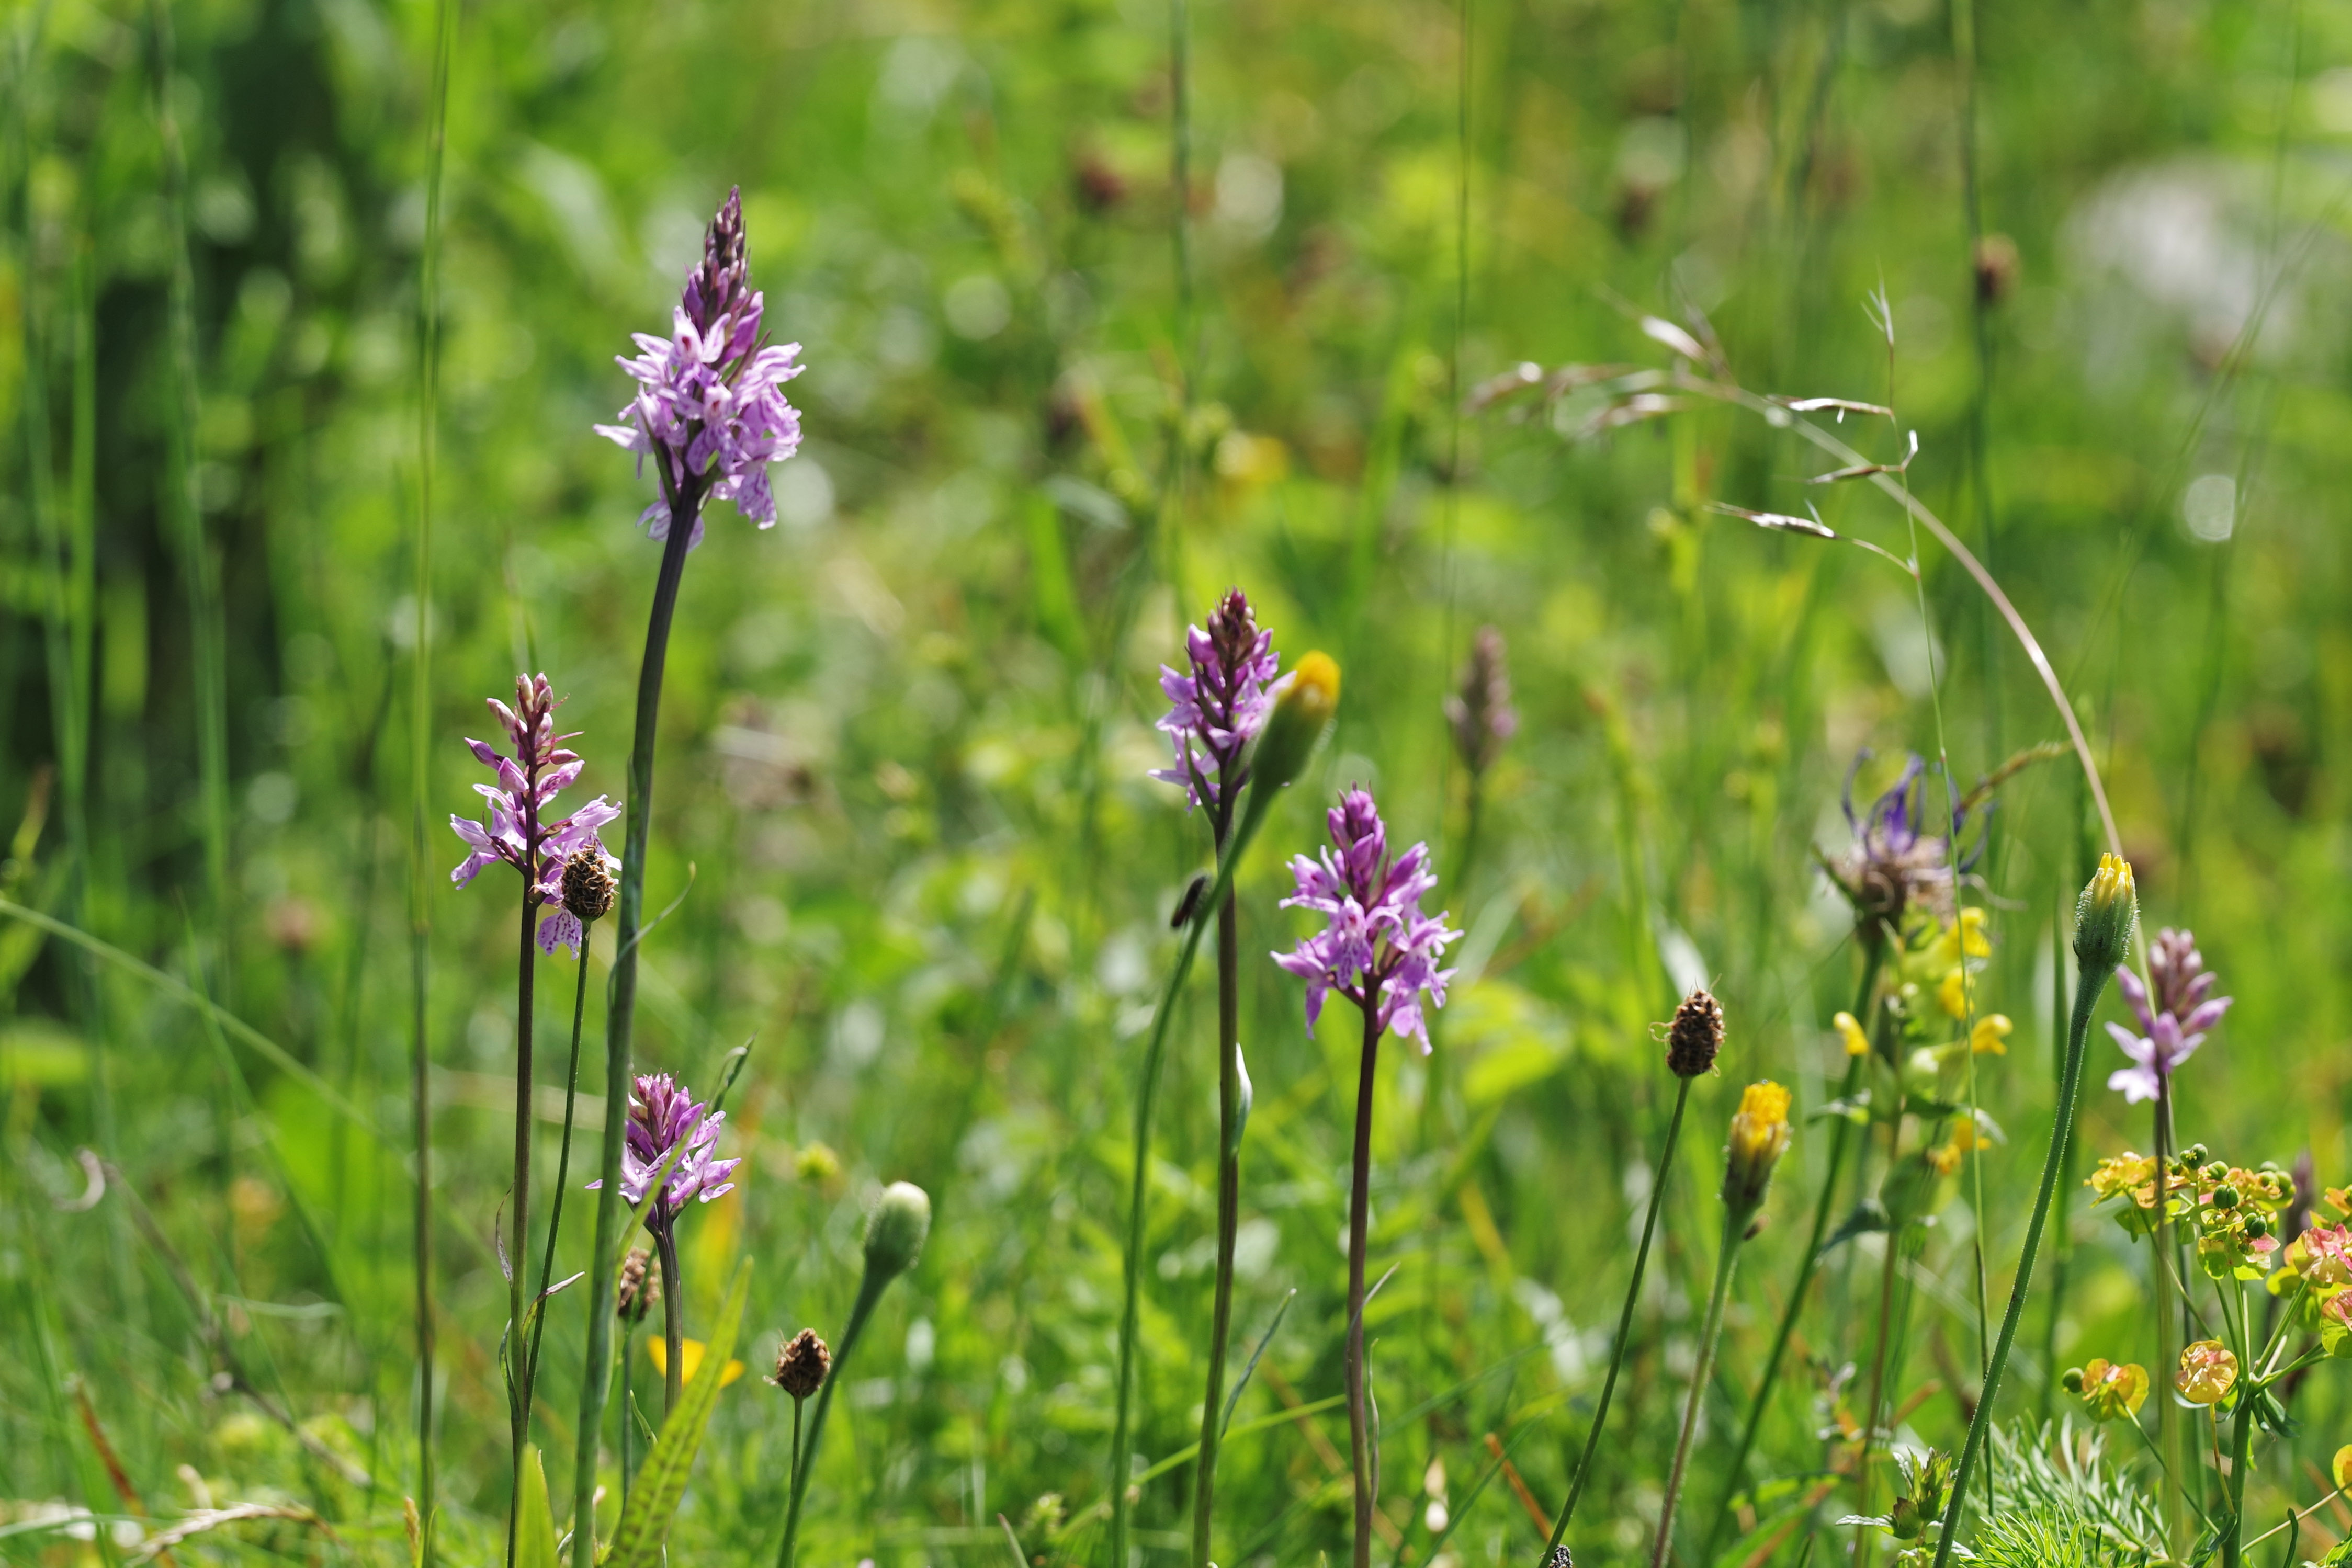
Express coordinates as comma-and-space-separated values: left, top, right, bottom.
586, 1073, 741, 1231
2107, 926, 2232, 1104
594, 187, 807, 548
1273, 787, 1463, 1051
1150, 588, 1282, 817
448, 673, 620, 955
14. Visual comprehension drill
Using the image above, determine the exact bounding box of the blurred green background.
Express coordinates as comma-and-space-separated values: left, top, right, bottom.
3, 0, 2348, 1558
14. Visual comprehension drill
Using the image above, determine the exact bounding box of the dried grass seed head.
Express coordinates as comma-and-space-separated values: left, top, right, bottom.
1666, 988, 1724, 1078
773, 1327, 831, 1400
617, 1246, 659, 1324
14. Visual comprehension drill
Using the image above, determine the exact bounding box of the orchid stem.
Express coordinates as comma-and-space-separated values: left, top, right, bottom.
571, 472, 704, 1565
506, 884, 538, 1568
522, 930, 593, 1434
1189, 800, 1241, 1568
1345, 999, 1384, 1568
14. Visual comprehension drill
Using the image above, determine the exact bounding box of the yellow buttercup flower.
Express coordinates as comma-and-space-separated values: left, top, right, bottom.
1969, 1014, 2013, 1055
1834, 1010, 1870, 1058
648, 1337, 745, 1388
1721, 1080, 1794, 1215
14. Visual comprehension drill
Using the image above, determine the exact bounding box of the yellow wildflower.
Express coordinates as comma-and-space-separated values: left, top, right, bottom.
1834, 1010, 1870, 1058
1969, 1014, 2012, 1055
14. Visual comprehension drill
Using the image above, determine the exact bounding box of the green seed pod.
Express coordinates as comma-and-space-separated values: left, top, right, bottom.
2185, 1143, 2210, 1165
2214, 1186, 2240, 1210
2061, 1367, 2086, 1393
2204, 1163, 2229, 1183
2244, 1213, 2269, 1240
863, 1181, 933, 1281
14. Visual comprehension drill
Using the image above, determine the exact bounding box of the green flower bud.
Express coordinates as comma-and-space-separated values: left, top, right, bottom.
2072, 853, 2138, 974
2061, 1367, 2085, 1393
863, 1181, 932, 1281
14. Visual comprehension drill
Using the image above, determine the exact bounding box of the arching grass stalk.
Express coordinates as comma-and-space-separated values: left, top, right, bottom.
1651, 1078, 1793, 1568
1538, 987, 1726, 1567
1106, 657, 1337, 1568
778, 1184, 929, 1568
1930, 855, 2136, 1568
1704, 938, 1886, 1558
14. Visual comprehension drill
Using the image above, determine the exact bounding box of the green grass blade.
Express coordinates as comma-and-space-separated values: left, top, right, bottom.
603, 1255, 752, 1568
517, 1445, 560, 1568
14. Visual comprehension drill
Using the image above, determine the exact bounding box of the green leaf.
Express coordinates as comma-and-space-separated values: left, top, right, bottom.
516, 1445, 559, 1568
602, 1256, 753, 1568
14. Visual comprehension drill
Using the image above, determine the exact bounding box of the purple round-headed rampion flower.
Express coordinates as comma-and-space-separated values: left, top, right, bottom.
448, 673, 620, 956
593, 188, 805, 549
1150, 588, 1282, 816
1827, 750, 1983, 931
2106, 926, 2232, 1105
586, 1073, 741, 1230
1273, 788, 1462, 1051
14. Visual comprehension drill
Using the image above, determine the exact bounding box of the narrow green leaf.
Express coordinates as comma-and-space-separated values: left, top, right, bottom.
602, 1256, 753, 1568
516, 1445, 559, 1568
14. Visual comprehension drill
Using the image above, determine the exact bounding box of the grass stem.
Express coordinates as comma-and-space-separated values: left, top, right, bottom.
1704, 937, 1885, 1556
1652, 1215, 1743, 1568
778, 1268, 887, 1568
1540, 1074, 1692, 1564
1928, 947, 2113, 1566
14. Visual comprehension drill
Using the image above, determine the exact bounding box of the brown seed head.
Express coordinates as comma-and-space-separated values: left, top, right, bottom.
774, 1327, 832, 1400
1666, 988, 1724, 1078
562, 848, 617, 924
1973, 233, 2021, 306
616, 1247, 659, 1325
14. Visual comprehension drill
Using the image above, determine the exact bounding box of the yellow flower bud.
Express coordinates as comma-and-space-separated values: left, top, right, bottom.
1721, 1080, 1793, 1218
2074, 853, 2138, 972
1248, 652, 1340, 798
